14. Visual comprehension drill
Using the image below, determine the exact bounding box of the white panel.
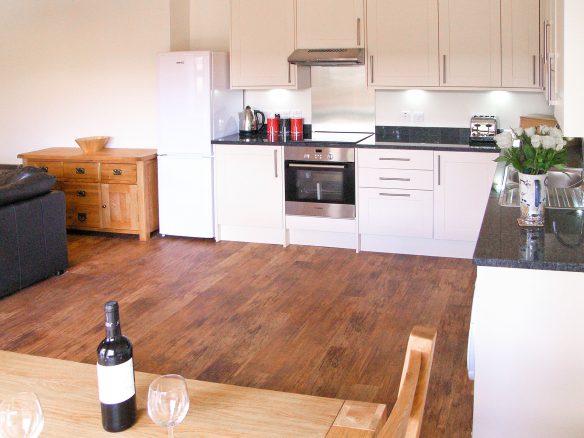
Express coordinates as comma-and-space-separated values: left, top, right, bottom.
158, 155, 214, 238
157, 51, 212, 155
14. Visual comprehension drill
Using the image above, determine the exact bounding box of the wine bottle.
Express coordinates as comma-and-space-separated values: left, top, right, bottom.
96, 301, 137, 432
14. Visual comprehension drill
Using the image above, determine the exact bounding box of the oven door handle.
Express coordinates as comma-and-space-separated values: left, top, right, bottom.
287, 163, 347, 169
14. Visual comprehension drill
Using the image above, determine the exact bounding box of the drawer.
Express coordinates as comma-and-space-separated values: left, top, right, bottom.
63, 182, 100, 206
101, 163, 137, 184
359, 168, 433, 190
63, 162, 99, 181
358, 148, 434, 170
66, 204, 102, 228
358, 187, 433, 239
27, 161, 63, 179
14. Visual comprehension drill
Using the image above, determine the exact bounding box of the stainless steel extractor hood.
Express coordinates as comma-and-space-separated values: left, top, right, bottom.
287, 48, 365, 66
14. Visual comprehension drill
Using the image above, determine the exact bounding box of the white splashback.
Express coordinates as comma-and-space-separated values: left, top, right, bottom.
243, 89, 312, 121
375, 90, 553, 129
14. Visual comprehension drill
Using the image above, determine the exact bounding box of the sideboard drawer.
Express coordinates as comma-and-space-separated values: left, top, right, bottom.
63, 162, 99, 181
358, 149, 434, 170
359, 168, 433, 190
27, 161, 63, 178
101, 163, 137, 184
63, 182, 100, 206
66, 205, 102, 228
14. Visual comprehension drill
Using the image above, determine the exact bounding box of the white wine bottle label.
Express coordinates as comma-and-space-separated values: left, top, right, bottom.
96, 358, 136, 405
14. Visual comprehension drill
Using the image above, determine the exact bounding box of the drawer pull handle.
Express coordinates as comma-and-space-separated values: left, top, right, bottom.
76, 190, 86, 197
75, 167, 86, 175
379, 177, 411, 182
113, 168, 123, 176
40, 166, 48, 172
379, 193, 411, 198
102, 204, 107, 209
379, 157, 410, 161
77, 213, 87, 222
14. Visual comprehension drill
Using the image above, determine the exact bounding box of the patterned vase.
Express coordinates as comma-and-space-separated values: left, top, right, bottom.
518, 172, 548, 226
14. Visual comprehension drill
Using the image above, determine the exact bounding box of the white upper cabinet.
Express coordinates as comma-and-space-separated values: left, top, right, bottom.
230, 0, 308, 89
438, 0, 502, 87
502, 0, 541, 88
367, 0, 439, 88
296, 0, 364, 48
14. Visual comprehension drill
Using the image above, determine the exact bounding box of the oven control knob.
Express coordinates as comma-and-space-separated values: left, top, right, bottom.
328, 153, 334, 160
304, 154, 310, 159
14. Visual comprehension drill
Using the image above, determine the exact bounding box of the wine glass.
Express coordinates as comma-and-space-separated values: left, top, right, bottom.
0, 392, 44, 438
148, 374, 189, 438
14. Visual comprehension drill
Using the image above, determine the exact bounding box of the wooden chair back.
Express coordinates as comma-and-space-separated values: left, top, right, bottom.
379, 325, 437, 438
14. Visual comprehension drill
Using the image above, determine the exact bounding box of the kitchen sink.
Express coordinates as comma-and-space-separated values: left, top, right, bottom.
498, 166, 584, 209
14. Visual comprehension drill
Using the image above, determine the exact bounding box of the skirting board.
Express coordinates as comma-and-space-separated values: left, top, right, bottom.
359, 234, 476, 259
216, 225, 284, 245
286, 228, 357, 250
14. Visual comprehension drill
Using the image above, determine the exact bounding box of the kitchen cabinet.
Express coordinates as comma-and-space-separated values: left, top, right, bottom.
18, 148, 158, 241
230, 0, 309, 89
501, 0, 541, 88
296, 0, 364, 49
433, 151, 498, 241
214, 144, 284, 244
366, 0, 439, 88
439, 0, 501, 87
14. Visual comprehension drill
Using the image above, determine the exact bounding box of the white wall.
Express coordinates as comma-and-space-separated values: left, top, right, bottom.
0, 0, 170, 164
376, 90, 553, 129
190, 0, 230, 51
244, 89, 312, 122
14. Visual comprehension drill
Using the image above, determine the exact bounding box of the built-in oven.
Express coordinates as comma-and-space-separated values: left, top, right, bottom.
284, 146, 355, 219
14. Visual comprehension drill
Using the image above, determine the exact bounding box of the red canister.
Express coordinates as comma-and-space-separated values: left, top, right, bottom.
266, 117, 279, 136
291, 117, 303, 136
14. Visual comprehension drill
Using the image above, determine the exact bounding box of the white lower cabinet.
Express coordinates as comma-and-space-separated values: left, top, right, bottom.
214, 144, 284, 244
359, 188, 433, 238
434, 151, 499, 242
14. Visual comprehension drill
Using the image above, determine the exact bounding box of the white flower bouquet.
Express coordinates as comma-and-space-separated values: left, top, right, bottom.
494, 125, 567, 174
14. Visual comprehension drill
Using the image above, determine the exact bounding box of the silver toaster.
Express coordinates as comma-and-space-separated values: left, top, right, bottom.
470, 115, 497, 141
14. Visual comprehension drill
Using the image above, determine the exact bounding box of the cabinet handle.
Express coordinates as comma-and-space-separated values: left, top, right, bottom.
533, 55, 536, 85
113, 168, 123, 176
544, 20, 549, 58
379, 157, 410, 161
40, 166, 48, 172
76, 190, 86, 197
274, 149, 278, 178
288, 63, 291, 84
379, 193, 411, 198
370, 55, 374, 83
102, 204, 107, 209
75, 167, 86, 175
379, 177, 410, 182
77, 213, 87, 222
442, 55, 447, 84
437, 155, 441, 186
356, 18, 361, 46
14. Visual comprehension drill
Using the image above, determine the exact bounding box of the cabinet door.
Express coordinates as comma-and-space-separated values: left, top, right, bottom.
101, 184, 139, 231
433, 152, 498, 241
502, 0, 541, 88
367, 0, 439, 87
439, 0, 501, 87
297, 0, 363, 48
359, 187, 433, 238
215, 144, 283, 229
231, 0, 297, 88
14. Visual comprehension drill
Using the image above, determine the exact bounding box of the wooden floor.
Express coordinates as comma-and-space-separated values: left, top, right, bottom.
0, 234, 476, 437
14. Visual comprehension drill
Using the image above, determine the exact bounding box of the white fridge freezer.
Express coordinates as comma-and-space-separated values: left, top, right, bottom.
157, 51, 242, 238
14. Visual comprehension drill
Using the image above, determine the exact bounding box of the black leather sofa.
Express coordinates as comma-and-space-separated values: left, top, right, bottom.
0, 165, 68, 298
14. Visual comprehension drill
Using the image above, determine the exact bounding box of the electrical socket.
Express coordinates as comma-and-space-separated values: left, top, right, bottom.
400, 110, 411, 123
413, 111, 425, 123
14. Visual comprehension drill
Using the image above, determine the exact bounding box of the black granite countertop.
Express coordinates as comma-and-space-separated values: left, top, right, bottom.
474, 147, 584, 272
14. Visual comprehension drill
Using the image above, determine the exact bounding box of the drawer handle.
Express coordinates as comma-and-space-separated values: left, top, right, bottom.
379, 158, 411, 161
102, 204, 107, 209
113, 168, 123, 176
76, 190, 86, 197
40, 166, 48, 172
379, 193, 411, 197
379, 177, 411, 182
75, 167, 86, 175
77, 213, 87, 222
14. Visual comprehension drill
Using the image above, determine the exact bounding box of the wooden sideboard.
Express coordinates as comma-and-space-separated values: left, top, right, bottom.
18, 148, 158, 241
0, 351, 387, 437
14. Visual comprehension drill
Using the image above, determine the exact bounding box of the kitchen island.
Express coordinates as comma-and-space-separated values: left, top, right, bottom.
471, 164, 584, 437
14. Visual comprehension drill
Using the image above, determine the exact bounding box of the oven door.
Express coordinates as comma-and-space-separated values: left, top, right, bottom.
285, 161, 355, 218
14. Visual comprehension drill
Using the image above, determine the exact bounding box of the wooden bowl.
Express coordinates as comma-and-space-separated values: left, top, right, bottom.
75, 136, 110, 153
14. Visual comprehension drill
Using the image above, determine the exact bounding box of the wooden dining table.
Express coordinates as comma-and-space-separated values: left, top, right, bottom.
0, 350, 387, 437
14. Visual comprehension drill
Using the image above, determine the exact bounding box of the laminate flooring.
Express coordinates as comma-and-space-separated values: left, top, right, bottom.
0, 234, 476, 437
